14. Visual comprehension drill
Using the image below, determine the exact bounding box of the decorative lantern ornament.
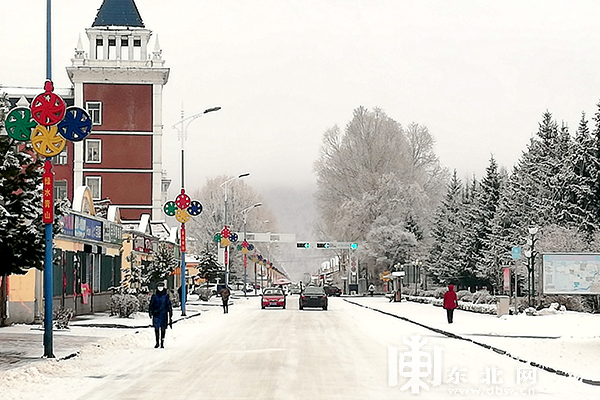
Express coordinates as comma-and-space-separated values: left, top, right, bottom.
214, 225, 238, 247
3, 80, 92, 156
2, 80, 94, 223
162, 188, 203, 252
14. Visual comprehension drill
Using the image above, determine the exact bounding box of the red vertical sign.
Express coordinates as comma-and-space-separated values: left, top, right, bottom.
42, 160, 53, 223
180, 224, 186, 252
503, 267, 511, 291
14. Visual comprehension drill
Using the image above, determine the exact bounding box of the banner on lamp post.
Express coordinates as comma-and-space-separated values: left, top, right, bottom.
42, 160, 53, 223
503, 267, 511, 291
180, 224, 186, 252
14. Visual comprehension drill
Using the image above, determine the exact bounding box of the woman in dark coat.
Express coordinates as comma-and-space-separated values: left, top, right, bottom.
149, 282, 173, 348
443, 284, 458, 324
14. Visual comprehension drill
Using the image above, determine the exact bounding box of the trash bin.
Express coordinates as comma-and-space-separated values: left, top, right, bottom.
496, 296, 509, 316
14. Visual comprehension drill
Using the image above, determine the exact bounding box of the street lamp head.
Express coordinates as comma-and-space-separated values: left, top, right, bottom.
528, 227, 539, 235
203, 106, 221, 114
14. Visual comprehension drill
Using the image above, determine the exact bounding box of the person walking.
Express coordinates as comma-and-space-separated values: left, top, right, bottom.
443, 284, 458, 323
368, 284, 375, 297
219, 286, 231, 314
149, 282, 173, 348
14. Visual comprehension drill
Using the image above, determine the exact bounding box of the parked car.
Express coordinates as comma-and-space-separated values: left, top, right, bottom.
299, 286, 328, 310
194, 283, 217, 296
234, 282, 255, 293
323, 285, 342, 297
261, 287, 286, 309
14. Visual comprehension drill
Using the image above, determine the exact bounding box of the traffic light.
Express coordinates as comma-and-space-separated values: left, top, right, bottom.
297, 242, 310, 248
350, 243, 358, 250
316, 242, 330, 249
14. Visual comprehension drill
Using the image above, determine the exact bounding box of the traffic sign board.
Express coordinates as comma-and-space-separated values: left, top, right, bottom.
511, 246, 521, 260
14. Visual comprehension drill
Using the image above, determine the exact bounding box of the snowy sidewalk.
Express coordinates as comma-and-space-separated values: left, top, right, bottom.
0, 294, 225, 371
346, 296, 600, 383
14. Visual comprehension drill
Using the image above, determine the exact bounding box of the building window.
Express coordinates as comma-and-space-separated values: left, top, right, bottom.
85, 139, 101, 163
86, 101, 102, 125
85, 176, 101, 200
95, 37, 103, 60
54, 180, 67, 200
56, 147, 68, 165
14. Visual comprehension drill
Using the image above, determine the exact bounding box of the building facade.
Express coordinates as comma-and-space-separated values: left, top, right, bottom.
62, 0, 170, 221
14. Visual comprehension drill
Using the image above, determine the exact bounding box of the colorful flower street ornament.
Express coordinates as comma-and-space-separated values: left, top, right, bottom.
237, 239, 254, 254
213, 225, 239, 248
3, 80, 92, 223
163, 189, 203, 252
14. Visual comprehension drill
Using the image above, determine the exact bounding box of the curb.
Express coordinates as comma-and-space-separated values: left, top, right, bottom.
344, 299, 600, 386
69, 311, 202, 329
52, 311, 203, 363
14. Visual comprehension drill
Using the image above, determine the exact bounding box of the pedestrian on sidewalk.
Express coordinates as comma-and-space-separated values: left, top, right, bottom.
443, 284, 458, 323
219, 286, 231, 314
149, 282, 173, 348
368, 284, 375, 297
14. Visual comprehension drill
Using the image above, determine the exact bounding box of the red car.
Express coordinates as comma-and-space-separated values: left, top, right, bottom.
261, 287, 286, 309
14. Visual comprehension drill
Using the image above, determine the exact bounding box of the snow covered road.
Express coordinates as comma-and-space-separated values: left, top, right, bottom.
1, 296, 599, 400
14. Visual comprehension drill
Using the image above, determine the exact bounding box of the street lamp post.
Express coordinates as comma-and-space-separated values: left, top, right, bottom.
524, 227, 539, 308
412, 259, 423, 296
240, 202, 262, 296
220, 173, 250, 287
171, 106, 220, 315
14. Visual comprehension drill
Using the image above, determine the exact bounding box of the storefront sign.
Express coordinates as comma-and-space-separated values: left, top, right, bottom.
103, 221, 123, 245
63, 214, 103, 242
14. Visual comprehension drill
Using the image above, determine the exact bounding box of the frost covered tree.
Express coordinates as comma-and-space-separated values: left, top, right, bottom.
146, 242, 179, 284
568, 112, 598, 234
187, 176, 275, 278
195, 248, 222, 283
188, 176, 274, 251
315, 107, 447, 277
428, 171, 463, 284
454, 176, 484, 289
474, 157, 506, 292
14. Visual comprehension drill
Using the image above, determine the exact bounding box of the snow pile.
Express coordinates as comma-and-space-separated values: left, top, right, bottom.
524, 302, 566, 316
404, 294, 497, 314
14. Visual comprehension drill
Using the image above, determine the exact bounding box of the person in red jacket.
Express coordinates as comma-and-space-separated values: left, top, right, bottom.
443, 284, 458, 323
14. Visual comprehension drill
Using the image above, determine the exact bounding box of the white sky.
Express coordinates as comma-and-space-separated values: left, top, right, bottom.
2, 1, 600, 195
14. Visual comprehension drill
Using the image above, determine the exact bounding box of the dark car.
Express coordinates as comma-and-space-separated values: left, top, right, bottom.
300, 286, 328, 310
261, 287, 286, 309
323, 285, 342, 297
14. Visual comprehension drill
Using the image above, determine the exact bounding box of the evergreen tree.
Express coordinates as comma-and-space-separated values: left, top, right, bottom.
146, 242, 179, 284
196, 248, 222, 283
428, 171, 462, 284
455, 175, 483, 290
475, 156, 505, 292
566, 112, 597, 234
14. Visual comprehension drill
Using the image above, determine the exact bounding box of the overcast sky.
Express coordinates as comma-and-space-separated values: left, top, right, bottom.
3, 0, 600, 197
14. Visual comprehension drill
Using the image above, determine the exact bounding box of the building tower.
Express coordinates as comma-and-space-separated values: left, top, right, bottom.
64, 0, 170, 221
